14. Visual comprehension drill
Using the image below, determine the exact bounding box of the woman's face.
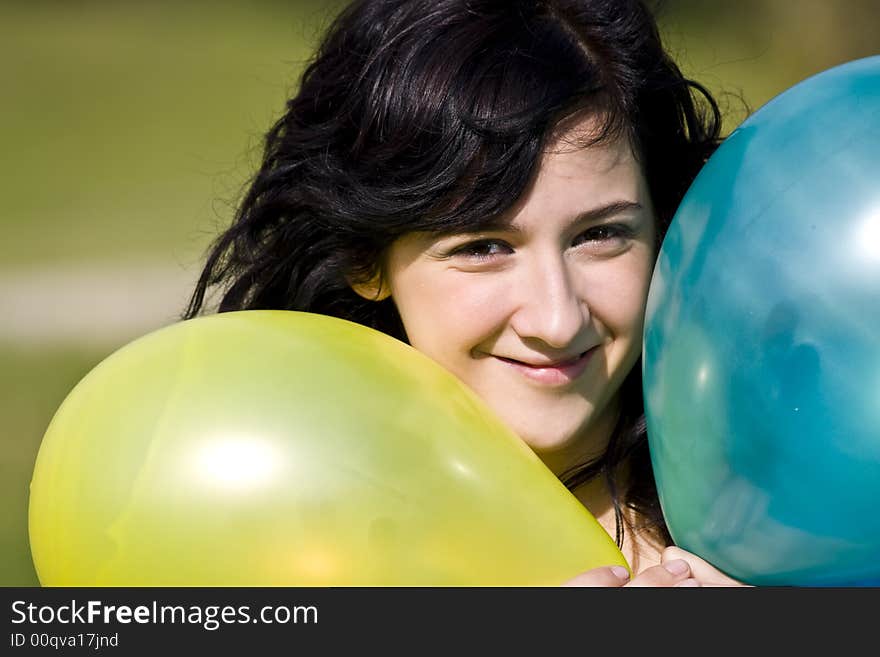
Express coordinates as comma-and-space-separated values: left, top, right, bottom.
361, 119, 657, 472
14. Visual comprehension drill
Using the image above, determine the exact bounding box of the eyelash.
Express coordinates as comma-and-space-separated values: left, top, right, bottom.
450, 240, 512, 260
574, 223, 635, 245
448, 224, 635, 261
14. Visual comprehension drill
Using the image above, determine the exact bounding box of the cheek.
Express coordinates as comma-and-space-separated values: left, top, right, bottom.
587, 256, 654, 335
392, 274, 508, 354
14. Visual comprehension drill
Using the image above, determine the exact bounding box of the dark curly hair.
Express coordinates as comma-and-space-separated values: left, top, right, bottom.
184, 0, 724, 549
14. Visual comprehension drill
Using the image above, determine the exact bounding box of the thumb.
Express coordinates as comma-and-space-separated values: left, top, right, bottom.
561, 565, 632, 587
661, 546, 750, 587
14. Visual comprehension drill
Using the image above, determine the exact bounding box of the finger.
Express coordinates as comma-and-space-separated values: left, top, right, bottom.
561, 565, 632, 587
661, 546, 749, 587
624, 559, 697, 587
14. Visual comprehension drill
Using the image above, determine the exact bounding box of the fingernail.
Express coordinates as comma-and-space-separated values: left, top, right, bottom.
610, 565, 631, 580
676, 578, 701, 587
663, 559, 690, 576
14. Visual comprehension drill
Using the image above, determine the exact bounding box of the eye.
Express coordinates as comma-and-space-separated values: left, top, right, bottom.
449, 239, 513, 261
572, 223, 635, 248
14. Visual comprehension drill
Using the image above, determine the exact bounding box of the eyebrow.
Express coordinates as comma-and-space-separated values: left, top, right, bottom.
570, 200, 644, 225
477, 200, 644, 234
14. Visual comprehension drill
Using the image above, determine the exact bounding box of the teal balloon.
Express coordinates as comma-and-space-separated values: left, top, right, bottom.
644, 56, 880, 587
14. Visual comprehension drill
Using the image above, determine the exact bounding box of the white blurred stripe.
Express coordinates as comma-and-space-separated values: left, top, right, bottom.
0, 262, 203, 347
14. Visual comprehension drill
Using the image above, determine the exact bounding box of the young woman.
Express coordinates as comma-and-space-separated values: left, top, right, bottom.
185, 0, 745, 586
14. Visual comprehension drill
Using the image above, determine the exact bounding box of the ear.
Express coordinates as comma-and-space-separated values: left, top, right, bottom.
348, 273, 391, 302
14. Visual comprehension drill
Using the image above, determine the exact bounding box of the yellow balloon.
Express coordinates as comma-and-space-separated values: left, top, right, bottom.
29, 310, 627, 585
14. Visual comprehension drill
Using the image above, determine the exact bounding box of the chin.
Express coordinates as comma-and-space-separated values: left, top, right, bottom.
501, 409, 605, 473
509, 421, 587, 455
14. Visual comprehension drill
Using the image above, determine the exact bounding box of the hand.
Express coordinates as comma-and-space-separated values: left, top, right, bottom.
561, 546, 751, 587
562, 559, 700, 587
659, 546, 750, 587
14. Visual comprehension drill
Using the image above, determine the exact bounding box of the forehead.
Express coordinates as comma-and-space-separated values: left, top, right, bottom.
503, 127, 646, 222
542, 111, 639, 175
538, 137, 639, 186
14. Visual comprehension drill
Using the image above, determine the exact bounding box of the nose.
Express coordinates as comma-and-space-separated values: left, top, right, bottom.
509, 253, 588, 350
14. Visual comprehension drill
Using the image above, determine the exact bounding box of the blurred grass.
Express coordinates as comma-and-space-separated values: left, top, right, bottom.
1, 0, 346, 586
658, 0, 880, 131
1, 0, 878, 586
0, 346, 108, 585
0, 0, 344, 267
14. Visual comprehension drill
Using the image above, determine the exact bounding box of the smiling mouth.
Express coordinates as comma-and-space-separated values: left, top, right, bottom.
494, 348, 597, 385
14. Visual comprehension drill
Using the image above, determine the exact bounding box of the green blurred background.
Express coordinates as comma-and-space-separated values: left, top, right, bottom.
2, 0, 878, 586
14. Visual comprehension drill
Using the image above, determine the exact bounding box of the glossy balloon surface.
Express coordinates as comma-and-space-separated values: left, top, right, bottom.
644, 56, 880, 586
30, 310, 625, 585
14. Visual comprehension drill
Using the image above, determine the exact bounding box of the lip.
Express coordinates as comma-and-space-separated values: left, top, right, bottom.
495, 348, 597, 386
